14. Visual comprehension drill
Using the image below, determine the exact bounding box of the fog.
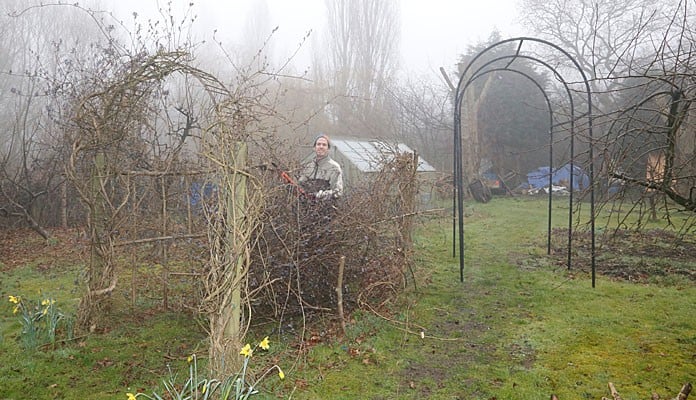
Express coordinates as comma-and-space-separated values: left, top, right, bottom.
2, 0, 695, 261
104, 0, 523, 78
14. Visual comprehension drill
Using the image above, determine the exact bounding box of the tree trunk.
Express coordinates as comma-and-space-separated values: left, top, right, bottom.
460, 74, 495, 189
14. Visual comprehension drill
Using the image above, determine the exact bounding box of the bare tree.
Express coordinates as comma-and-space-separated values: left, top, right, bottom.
520, 0, 678, 111
521, 0, 695, 229
0, 0, 105, 235
605, 3, 696, 218
240, 0, 275, 67
317, 0, 400, 136
383, 75, 453, 171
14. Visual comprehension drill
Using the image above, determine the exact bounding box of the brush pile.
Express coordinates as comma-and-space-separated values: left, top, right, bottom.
249, 152, 419, 323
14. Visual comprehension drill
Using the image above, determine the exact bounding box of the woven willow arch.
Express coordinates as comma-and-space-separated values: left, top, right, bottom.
66, 50, 259, 374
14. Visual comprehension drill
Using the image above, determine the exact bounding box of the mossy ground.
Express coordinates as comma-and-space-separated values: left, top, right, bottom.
0, 197, 693, 399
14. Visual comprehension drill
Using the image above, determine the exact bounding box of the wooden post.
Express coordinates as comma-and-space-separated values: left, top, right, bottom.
185, 176, 192, 235
61, 178, 68, 229
224, 142, 246, 335
161, 176, 169, 310
131, 179, 137, 309
131, 249, 137, 309
336, 255, 346, 335
220, 140, 248, 374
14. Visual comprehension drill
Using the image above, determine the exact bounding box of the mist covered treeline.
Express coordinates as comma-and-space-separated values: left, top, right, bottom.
0, 0, 454, 234
1, 0, 695, 236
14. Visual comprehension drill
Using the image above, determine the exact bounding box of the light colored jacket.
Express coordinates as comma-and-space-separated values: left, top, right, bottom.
298, 156, 343, 198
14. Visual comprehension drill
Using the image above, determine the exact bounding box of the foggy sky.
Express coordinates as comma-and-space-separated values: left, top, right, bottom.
104, 0, 523, 78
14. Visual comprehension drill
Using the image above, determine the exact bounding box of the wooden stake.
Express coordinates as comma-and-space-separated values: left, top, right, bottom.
609, 382, 623, 400
675, 382, 692, 400
336, 255, 347, 335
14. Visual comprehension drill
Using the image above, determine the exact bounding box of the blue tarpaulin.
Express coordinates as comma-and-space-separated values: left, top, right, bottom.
190, 182, 217, 208
527, 164, 589, 191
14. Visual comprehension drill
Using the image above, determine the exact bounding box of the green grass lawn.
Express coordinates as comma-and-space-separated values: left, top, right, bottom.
0, 197, 693, 399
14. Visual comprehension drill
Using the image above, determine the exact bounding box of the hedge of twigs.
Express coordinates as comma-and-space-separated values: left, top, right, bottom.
249, 152, 419, 326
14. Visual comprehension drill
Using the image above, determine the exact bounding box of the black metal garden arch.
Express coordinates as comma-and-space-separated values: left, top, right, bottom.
453, 37, 597, 287
454, 53, 576, 260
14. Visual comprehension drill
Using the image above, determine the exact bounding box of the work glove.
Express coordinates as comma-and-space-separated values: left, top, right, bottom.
315, 190, 332, 200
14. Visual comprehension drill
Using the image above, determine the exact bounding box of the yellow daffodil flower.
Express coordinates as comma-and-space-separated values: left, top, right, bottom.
278, 367, 285, 380
240, 343, 252, 357
259, 336, 270, 350
13, 305, 19, 315
126, 393, 137, 400
42, 307, 48, 315
8, 295, 20, 304
187, 355, 193, 363
41, 299, 55, 306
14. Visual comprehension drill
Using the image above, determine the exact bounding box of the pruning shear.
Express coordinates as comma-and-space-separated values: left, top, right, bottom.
273, 163, 310, 199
